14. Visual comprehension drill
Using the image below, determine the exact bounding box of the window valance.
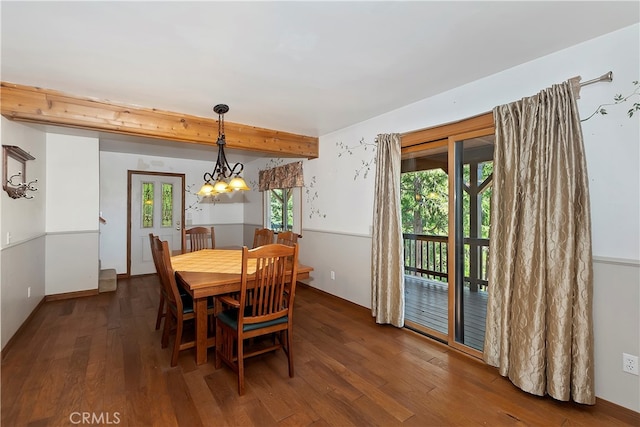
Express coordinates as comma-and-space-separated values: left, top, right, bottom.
258, 161, 304, 191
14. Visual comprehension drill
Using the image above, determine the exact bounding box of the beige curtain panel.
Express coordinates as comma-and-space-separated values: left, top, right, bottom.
258, 161, 304, 191
484, 79, 594, 404
371, 133, 405, 327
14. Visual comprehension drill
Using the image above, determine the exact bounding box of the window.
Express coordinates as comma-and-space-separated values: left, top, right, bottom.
161, 183, 173, 227
142, 182, 154, 228
263, 187, 302, 235
259, 161, 304, 236
270, 188, 293, 231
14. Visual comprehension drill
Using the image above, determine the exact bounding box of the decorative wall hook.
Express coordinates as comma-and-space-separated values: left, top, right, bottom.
6, 171, 38, 199
3, 145, 37, 199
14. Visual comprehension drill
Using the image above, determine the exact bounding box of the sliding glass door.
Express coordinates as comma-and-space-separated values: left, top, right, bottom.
401, 122, 494, 356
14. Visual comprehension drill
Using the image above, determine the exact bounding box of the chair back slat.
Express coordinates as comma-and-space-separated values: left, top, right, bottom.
183, 226, 215, 253
276, 231, 298, 247
252, 228, 274, 248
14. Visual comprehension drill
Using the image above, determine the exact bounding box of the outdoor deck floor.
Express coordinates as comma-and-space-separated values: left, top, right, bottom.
404, 275, 488, 351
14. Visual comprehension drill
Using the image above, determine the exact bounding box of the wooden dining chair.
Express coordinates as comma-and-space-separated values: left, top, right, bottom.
149, 233, 166, 330
153, 236, 215, 366
215, 243, 299, 395
276, 231, 298, 247
275, 231, 300, 300
182, 226, 215, 253
150, 233, 189, 331
252, 228, 274, 248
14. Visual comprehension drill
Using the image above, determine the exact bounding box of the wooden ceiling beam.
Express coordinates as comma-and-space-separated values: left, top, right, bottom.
0, 82, 319, 159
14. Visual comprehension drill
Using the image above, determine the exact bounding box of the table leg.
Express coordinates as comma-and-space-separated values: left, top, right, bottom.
195, 297, 208, 365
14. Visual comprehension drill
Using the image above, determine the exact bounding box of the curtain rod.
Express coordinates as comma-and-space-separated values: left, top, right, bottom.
580, 71, 613, 87
401, 71, 613, 137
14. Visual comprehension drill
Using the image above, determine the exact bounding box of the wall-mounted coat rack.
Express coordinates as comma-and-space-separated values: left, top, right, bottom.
3, 145, 37, 199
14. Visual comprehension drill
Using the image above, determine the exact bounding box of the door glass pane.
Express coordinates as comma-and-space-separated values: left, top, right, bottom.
401, 159, 449, 337
454, 137, 493, 351
142, 182, 154, 228
161, 183, 173, 227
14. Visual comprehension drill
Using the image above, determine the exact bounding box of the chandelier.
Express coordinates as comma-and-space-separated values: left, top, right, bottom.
198, 104, 250, 196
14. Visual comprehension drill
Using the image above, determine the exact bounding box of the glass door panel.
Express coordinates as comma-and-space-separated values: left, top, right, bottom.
401, 144, 450, 341
453, 136, 494, 351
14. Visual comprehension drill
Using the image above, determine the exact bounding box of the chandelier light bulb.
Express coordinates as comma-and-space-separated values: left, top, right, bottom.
197, 182, 216, 196
228, 176, 250, 191
213, 179, 231, 193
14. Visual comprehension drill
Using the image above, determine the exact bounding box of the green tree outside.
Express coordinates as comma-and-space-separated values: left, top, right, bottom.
270, 188, 293, 231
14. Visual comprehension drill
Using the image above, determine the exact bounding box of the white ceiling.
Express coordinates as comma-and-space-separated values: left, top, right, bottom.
1, 1, 639, 159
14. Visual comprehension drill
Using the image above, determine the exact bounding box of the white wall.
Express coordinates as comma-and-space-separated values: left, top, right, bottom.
1, 119, 46, 242
1, 236, 45, 349
241, 157, 265, 229
244, 24, 640, 411
593, 259, 640, 412
0, 118, 47, 349
45, 133, 100, 294
45, 134, 99, 232
99, 151, 248, 273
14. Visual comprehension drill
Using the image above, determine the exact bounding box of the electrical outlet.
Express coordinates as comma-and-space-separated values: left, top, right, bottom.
330, 271, 335, 280
623, 353, 639, 375
27, 287, 31, 298
6, 232, 11, 245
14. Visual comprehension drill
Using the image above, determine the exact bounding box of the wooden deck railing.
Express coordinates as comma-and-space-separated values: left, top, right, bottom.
402, 234, 490, 291
464, 237, 490, 291
403, 234, 448, 282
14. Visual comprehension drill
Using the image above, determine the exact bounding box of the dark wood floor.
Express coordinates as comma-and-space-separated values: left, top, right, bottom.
2, 275, 635, 426
404, 276, 487, 350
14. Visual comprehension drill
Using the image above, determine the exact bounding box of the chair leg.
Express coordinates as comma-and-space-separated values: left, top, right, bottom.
286, 327, 294, 378
208, 313, 215, 335
237, 336, 245, 395
155, 293, 165, 330
161, 312, 173, 349
214, 320, 222, 369
171, 317, 183, 367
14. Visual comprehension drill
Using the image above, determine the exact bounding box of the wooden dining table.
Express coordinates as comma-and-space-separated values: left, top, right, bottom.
171, 248, 313, 365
